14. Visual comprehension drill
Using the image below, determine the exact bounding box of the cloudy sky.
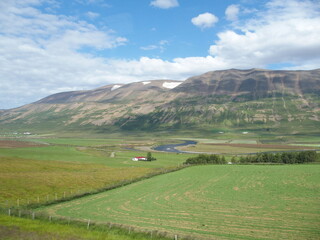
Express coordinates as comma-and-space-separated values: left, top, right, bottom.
1, 0, 320, 109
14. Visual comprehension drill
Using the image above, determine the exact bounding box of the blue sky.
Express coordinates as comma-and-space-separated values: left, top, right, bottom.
0, 0, 320, 109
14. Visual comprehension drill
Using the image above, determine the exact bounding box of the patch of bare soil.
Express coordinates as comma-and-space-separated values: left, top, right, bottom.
0, 140, 45, 148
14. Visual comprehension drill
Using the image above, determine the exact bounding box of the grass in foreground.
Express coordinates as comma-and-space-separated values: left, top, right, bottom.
0, 214, 166, 240
43, 165, 320, 240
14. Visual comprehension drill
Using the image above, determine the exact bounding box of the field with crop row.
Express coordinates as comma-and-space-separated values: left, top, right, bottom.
0, 137, 194, 208
0, 156, 156, 207
43, 165, 320, 240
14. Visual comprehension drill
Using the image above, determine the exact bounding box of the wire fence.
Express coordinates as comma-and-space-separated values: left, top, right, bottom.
0, 207, 199, 240
0, 165, 188, 209
0, 164, 207, 240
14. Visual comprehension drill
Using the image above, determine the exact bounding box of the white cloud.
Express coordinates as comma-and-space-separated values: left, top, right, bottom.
0, 1, 127, 108
140, 45, 158, 51
150, 0, 179, 9
191, 13, 219, 29
140, 40, 169, 52
86, 11, 100, 19
209, 0, 320, 68
225, 4, 240, 21
1, 0, 320, 109
76, 0, 111, 7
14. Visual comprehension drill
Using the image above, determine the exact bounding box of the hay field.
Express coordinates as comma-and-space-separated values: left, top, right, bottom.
0, 156, 153, 207
0, 138, 191, 207
44, 165, 320, 240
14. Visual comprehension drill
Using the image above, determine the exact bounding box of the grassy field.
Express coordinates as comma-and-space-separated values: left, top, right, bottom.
43, 165, 320, 240
0, 156, 155, 207
179, 142, 317, 154
0, 214, 168, 240
0, 138, 192, 207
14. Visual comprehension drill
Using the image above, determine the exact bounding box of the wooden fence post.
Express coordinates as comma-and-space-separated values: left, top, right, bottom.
8, 209, 11, 216
174, 234, 178, 240
87, 219, 90, 230
32, 212, 35, 220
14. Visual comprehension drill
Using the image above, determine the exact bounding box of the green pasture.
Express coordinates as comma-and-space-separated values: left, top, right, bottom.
43, 165, 320, 240
0, 214, 166, 240
0, 138, 193, 207
179, 143, 315, 154
32, 138, 126, 146
0, 144, 191, 168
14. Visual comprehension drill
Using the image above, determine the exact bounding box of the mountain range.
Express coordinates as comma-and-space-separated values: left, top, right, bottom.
1, 69, 319, 134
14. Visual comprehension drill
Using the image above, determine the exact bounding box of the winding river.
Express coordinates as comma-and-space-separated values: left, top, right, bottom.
153, 140, 197, 153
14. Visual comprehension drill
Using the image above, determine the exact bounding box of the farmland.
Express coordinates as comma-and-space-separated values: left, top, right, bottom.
0, 137, 193, 207
0, 134, 320, 240
43, 165, 320, 240
0, 214, 166, 240
0, 156, 154, 207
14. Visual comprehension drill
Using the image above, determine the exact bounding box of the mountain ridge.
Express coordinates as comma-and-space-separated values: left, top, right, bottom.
1, 69, 319, 133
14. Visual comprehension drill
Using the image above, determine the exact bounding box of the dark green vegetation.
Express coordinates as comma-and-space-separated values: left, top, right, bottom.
238, 151, 318, 164
185, 151, 319, 165
184, 154, 226, 165
147, 152, 157, 161
43, 165, 320, 240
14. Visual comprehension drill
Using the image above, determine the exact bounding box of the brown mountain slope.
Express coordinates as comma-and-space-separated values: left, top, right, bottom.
175, 68, 320, 97
0, 69, 319, 132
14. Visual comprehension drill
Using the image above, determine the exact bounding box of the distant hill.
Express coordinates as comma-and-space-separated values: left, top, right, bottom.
0, 69, 319, 134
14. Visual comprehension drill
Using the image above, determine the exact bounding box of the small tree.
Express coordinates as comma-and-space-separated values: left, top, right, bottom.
147, 152, 156, 161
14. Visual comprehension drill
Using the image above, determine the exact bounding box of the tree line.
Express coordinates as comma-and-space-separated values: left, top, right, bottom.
184, 154, 226, 165
184, 151, 318, 165
237, 151, 317, 164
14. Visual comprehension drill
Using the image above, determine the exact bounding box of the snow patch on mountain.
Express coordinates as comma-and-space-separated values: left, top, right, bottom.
111, 85, 122, 91
142, 81, 151, 85
162, 82, 182, 89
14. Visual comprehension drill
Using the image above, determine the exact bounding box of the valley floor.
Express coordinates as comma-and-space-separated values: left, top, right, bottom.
42, 165, 320, 240
0, 134, 319, 240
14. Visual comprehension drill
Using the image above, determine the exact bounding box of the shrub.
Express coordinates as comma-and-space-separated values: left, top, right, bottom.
238, 151, 317, 164
184, 154, 227, 165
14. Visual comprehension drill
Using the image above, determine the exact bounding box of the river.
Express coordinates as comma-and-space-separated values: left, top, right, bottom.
153, 140, 197, 153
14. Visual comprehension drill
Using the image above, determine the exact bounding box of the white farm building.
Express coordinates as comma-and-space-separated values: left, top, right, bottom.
132, 156, 147, 161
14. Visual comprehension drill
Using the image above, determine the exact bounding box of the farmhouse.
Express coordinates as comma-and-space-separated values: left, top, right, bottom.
132, 156, 147, 161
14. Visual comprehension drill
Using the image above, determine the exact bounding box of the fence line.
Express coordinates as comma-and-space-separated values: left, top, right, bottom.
0, 165, 188, 209
0, 207, 202, 240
